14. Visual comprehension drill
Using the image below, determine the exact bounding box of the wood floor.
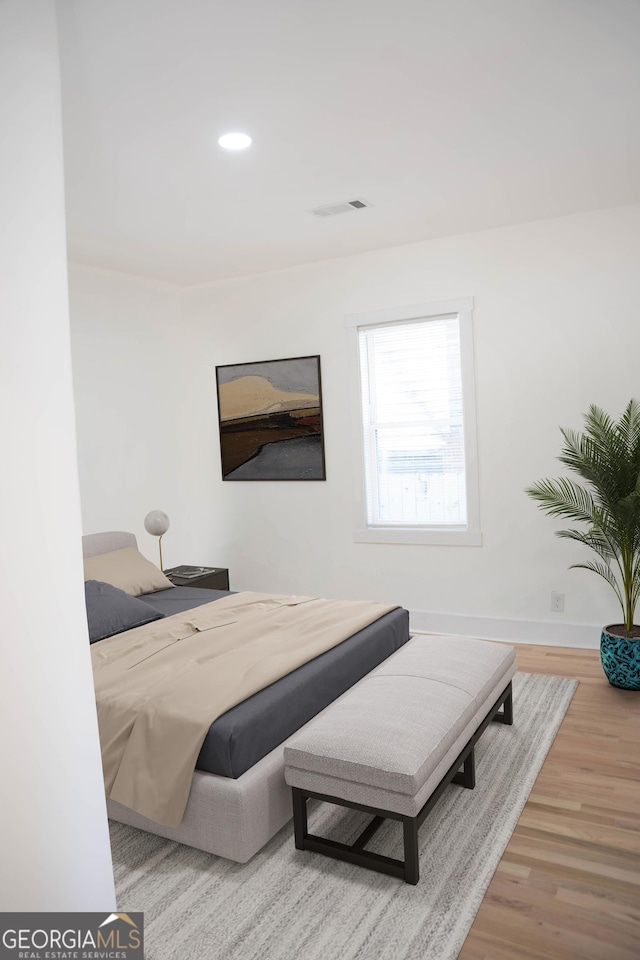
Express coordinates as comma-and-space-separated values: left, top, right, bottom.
460, 644, 640, 960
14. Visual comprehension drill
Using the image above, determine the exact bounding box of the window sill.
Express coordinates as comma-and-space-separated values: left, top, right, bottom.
354, 527, 482, 546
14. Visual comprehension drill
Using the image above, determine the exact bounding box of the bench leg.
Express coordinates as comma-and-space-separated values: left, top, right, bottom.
502, 686, 514, 725
402, 816, 419, 885
461, 744, 476, 789
492, 684, 514, 726
452, 742, 475, 790
292, 787, 308, 850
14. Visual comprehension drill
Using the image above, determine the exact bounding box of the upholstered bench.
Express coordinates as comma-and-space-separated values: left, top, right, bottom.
283, 635, 515, 884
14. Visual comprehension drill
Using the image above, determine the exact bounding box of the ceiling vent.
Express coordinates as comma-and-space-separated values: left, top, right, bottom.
309, 198, 372, 218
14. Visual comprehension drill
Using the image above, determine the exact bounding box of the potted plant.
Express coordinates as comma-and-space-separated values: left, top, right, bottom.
526, 400, 640, 690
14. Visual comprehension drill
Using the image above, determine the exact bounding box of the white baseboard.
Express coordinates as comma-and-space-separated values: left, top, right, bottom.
409, 609, 601, 649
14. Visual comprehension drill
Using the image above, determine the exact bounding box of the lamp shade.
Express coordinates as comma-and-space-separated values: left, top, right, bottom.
144, 510, 170, 537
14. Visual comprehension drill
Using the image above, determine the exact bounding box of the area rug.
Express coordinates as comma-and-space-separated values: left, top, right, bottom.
110, 671, 578, 960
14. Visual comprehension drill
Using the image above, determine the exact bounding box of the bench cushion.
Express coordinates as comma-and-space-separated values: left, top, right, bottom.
284, 636, 515, 814
372, 635, 514, 708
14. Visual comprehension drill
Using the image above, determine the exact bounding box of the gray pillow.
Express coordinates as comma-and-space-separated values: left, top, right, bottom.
85, 579, 164, 643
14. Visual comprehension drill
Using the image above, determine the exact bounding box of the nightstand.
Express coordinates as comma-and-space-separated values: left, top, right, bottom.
164, 565, 230, 591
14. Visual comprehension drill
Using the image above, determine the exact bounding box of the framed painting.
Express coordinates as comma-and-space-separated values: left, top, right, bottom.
215, 355, 326, 480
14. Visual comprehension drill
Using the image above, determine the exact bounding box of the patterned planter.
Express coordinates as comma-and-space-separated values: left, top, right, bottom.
600, 627, 640, 690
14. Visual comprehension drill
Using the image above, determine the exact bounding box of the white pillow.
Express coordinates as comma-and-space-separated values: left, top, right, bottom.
83, 547, 173, 596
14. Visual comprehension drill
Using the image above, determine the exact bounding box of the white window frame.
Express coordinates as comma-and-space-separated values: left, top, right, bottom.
345, 298, 482, 546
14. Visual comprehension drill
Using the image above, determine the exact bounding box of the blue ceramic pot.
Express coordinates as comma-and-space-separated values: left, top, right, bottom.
600, 627, 640, 690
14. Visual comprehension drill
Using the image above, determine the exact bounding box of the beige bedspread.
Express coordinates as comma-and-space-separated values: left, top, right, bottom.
91, 590, 398, 827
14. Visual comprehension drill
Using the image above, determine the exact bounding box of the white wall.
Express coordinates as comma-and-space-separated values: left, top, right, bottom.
179, 203, 640, 646
68, 265, 191, 568
68, 203, 640, 648
0, 1, 115, 910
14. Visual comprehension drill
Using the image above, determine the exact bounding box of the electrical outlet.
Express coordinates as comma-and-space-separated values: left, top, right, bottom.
550, 592, 565, 613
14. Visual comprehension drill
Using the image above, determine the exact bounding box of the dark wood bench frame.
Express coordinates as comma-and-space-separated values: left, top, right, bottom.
291, 680, 513, 884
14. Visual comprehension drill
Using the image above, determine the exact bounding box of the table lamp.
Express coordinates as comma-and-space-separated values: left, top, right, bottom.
144, 510, 170, 570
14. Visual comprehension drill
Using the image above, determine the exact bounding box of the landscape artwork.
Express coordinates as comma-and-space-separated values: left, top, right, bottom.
215, 355, 326, 480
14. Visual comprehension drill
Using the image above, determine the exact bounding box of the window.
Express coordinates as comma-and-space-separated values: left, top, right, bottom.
346, 298, 481, 545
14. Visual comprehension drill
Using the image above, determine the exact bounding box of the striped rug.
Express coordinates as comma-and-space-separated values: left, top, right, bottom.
110, 671, 578, 960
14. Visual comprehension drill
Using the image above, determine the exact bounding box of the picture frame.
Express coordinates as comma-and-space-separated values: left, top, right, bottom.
215, 355, 326, 481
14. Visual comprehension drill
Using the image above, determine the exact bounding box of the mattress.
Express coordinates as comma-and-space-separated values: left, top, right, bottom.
141, 586, 410, 778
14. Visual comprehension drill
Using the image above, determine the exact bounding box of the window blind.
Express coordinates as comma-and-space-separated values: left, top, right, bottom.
358, 314, 467, 527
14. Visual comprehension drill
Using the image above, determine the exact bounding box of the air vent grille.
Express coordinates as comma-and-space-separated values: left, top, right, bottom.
309, 198, 372, 218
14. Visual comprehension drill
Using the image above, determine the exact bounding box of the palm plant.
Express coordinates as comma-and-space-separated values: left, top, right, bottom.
526, 400, 640, 633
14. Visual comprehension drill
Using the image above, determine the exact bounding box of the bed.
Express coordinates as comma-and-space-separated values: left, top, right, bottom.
83, 531, 410, 862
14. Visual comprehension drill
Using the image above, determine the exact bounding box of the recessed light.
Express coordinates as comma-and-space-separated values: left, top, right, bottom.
218, 132, 252, 151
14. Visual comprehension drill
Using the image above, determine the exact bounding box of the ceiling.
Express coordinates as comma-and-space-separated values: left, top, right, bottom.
56, 0, 640, 287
